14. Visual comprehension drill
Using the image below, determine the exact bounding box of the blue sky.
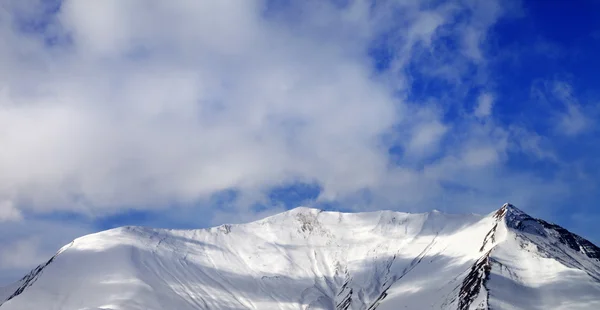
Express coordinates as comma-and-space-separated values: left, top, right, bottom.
0, 0, 599, 284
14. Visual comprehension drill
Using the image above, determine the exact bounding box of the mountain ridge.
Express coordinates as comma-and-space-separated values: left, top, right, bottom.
1, 203, 599, 309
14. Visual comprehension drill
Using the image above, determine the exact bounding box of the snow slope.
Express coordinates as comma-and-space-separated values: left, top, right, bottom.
1, 204, 599, 309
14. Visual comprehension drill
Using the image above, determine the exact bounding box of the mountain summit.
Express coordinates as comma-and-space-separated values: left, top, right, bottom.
1, 204, 599, 309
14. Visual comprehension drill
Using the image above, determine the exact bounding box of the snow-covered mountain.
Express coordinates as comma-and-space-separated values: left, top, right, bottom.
1, 203, 599, 310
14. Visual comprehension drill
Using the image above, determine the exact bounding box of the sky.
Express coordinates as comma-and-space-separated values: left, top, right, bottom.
0, 0, 599, 284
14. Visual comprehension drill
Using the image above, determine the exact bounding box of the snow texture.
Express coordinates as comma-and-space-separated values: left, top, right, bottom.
1, 204, 599, 309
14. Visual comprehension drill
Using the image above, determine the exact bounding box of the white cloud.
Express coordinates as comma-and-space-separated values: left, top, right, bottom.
0, 218, 92, 284
407, 122, 448, 156
0, 0, 577, 248
0, 237, 44, 269
509, 126, 557, 161
0, 200, 22, 222
558, 103, 589, 136
1, 0, 519, 215
549, 81, 592, 136
475, 92, 494, 118
1, 0, 399, 213
462, 146, 500, 167
460, 0, 504, 62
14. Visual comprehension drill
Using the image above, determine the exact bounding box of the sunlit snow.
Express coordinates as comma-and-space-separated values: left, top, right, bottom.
1, 204, 599, 309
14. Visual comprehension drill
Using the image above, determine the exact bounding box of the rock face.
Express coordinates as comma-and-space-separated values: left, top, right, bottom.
1, 204, 599, 310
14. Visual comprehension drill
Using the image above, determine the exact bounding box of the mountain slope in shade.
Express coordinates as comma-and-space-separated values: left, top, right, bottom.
1, 204, 599, 310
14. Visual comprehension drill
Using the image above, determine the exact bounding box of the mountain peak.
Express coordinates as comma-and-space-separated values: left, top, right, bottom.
491, 203, 600, 262
493, 202, 544, 235
493, 202, 526, 219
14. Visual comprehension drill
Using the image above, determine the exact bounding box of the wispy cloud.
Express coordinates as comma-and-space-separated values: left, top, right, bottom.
0, 0, 525, 215
474, 92, 494, 118
551, 81, 592, 136
530, 79, 595, 136
0, 200, 22, 222
0, 217, 91, 284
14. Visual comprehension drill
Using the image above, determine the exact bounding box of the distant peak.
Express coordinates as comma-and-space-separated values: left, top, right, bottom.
492, 203, 545, 239
493, 203, 526, 219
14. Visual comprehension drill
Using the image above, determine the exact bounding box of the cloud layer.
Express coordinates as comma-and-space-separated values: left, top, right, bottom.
1, 0, 533, 215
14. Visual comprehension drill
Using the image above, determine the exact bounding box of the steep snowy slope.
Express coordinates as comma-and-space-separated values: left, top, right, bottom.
1, 204, 599, 310
473, 205, 600, 310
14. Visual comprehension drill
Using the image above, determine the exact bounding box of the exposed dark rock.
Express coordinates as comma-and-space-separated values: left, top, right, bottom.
336, 288, 353, 310
1, 242, 73, 306
3, 256, 55, 304
458, 251, 491, 310
480, 223, 498, 252
499, 203, 600, 261
536, 219, 600, 261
